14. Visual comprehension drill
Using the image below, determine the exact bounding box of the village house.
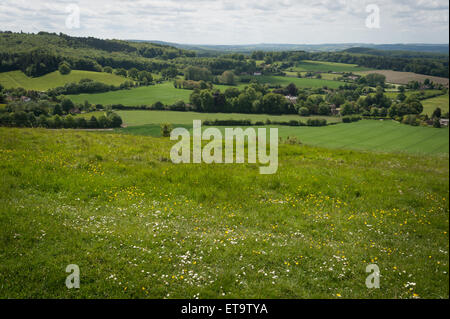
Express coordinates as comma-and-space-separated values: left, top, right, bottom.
285, 96, 297, 104
439, 119, 449, 127
330, 104, 339, 116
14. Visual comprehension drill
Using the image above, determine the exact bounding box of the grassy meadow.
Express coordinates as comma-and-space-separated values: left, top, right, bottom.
67, 76, 343, 107
292, 60, 372, 73
421, 94, 449, 116
116, 114, 449, 155
0, 127, 448, 298
248, 75, 343, 89
116, 110, 340, 126
0, 70, 129, 91
67, 82, 192, 106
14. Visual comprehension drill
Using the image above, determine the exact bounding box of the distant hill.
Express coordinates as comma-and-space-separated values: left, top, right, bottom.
134, 41, 449, 55
0, 31, 195, 77
343, 47, 449, 59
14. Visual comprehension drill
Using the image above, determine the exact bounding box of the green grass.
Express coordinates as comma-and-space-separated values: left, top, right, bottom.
275, 120, 449, 155
249, 75, 343, 89
291, 60, 372, 73
0, 70, 129, 91
118, 117, 449, 155
67, 76, 343, 107
383, 90, 443, 100
0, 127, 448, 298
68, 82, 192, 106
116, 110, 339, 126
421, 94, 449, 116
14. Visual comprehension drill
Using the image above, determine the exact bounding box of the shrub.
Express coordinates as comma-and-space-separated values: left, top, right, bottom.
64, 115, 75, 128
87, 116, 98, 128
298, 107, 310, 116
433, 118, 441, 128
161, 123, 173, 137
108, 113, 123, 128
75, 117, 87, 128
97, 115, 109, 128
307, 118, 327, 127
59, 62, 71, 75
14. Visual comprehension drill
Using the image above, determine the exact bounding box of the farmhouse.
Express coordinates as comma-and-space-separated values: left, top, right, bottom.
285, 96, 297, 104
439, 119, 449, 127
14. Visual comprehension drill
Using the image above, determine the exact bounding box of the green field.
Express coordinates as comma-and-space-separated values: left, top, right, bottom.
0, 70, 129, 91
67, 76, 343, 107
249, 75, 343, 89
276, 120, 449, 155
284, 72, 340, 81
68, 82, 192, 106
292, 60, 372, 73
422, 94, 449, 116
0, 127, 448, 298
116, 114, 449, 155
116, 110, 339, 126
384, 90, 442, 99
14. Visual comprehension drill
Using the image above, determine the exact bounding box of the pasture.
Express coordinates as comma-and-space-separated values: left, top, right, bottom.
0, 127, 448, 298
248, 75, 343, 89
0, 70, 129, 91
116, 110, 340, 126
117, 115, 449, 155
67, 76, 344, 106
421, 94, 449, 116
292, 60, 372, 73
67, 82, 192, 106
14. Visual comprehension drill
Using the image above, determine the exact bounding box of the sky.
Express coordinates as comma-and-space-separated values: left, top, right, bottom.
0, 0, 448, 45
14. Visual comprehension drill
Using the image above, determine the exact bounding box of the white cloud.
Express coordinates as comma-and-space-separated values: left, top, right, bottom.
0, 0, 448, 44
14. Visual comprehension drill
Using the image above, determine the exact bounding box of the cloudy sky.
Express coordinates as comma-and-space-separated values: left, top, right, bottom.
0, 0, 448, 44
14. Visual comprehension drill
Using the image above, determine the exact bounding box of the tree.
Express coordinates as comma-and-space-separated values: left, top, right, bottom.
370, 107, 379, 117
13, 111, 28, 127
397, 92, 406, 102
160, 123, 173, 137
185, 66, 212, 82
128, 68, 139, 79
433, 118, 441, 128
161, 66, 178, 79
432, 107, 442, 119
200, 90, 215, 113
138, 71, 153, 84
340, 102, 354, 116
152, 101, 165, 110
59, 62, 71, 75
365, 73, 386, 87
61, 98, 74, 114
37, 114, 48, 127
286, 83, 298, 96
97, 115, 109, 128
298, 107, 310, 116
88, 116, 99, 128
115, 68, 127, 77
261, 93, 289, 114
108, 113, 123, 127
104, 66, 113, 74
52, 115, 63, 128
318, 103, 331, 115
64, 115, 75, 128
220, 71, 235, 85
53, 104, 63, 116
